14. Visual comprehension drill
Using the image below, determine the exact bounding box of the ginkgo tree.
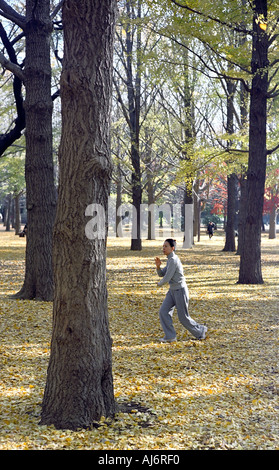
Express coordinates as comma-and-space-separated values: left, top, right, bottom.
149, 0, 279, 283
40, 0, 117, 430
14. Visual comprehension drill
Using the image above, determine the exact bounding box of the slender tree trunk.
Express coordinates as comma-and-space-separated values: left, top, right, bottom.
183, 185, 193, 248
116, 158, 123, 238
223, 173, 237, 251
126, 0, 142, 251
193, 179, 199, 238
3, 202, 7, 226
268, 203, 276, 239
5, 193, 11, 231
131, 144, 142, 250
147, 186, 155, 240
145, 133, 155, 240
223, 76, 236, 252
14, 193, 21, 235
181, 45, 195, 248
40, 0, 116, 430
236, 174, 247, 255
238, 0, 268, 284
11, 198, 15, 229
237, 70, 249, 256
15, 0, 56, 300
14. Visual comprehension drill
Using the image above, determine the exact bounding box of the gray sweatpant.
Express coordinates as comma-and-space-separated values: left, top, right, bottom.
159, 287, 206, 340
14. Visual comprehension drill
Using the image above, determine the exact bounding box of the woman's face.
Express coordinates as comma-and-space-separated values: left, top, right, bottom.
162, 241, 174, 256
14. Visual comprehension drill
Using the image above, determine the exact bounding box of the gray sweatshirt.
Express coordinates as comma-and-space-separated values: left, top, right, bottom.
157, 251, 187, 290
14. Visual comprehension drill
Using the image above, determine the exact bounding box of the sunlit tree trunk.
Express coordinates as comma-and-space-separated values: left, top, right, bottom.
40, 0, 116, 430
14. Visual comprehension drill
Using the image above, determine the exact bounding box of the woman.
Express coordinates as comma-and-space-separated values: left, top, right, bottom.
155, 238, 207, 342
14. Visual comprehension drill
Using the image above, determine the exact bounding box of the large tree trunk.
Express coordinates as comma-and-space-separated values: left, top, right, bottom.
238, 0, 268, 284
40, 0, 116, 430
15, 0, 56, 301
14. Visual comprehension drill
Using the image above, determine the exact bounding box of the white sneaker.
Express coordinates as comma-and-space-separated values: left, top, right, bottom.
159, 337, 177, 343
199, 326, 207, 340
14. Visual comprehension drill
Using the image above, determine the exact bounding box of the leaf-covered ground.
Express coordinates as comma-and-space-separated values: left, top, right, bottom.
0, 228, 278, 450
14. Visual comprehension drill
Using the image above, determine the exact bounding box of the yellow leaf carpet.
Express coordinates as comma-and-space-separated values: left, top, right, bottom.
0, 228, 278, 449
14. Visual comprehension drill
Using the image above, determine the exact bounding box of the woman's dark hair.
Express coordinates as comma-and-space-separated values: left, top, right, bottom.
165, 238, 176, 249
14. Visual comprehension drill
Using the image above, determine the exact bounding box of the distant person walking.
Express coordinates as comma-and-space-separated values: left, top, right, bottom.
155, 238, 207, 343
207, 221, 214, 238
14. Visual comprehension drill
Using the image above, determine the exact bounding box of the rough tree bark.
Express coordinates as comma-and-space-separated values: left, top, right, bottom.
14, 0, 56, 301
238, 0, 268, 284
40, 0, 116, 430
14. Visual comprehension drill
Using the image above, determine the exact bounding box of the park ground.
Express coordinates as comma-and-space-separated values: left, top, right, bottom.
0, 227, 278, 450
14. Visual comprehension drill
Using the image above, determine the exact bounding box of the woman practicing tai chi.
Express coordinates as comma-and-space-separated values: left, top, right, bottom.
155, 238, 207, 343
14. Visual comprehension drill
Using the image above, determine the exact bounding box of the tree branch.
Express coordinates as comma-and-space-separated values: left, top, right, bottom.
267, 142, 279, 155
112, 76, 132, 130
170, 0, 253, 36
51, 0, 64, 20
0, 51, 24, 81
0, 0, 26, 30
150, 28, 252, 93
0, 22, 25, 157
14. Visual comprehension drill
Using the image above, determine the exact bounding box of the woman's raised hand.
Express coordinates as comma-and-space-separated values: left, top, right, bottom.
155, 257, 161, 269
